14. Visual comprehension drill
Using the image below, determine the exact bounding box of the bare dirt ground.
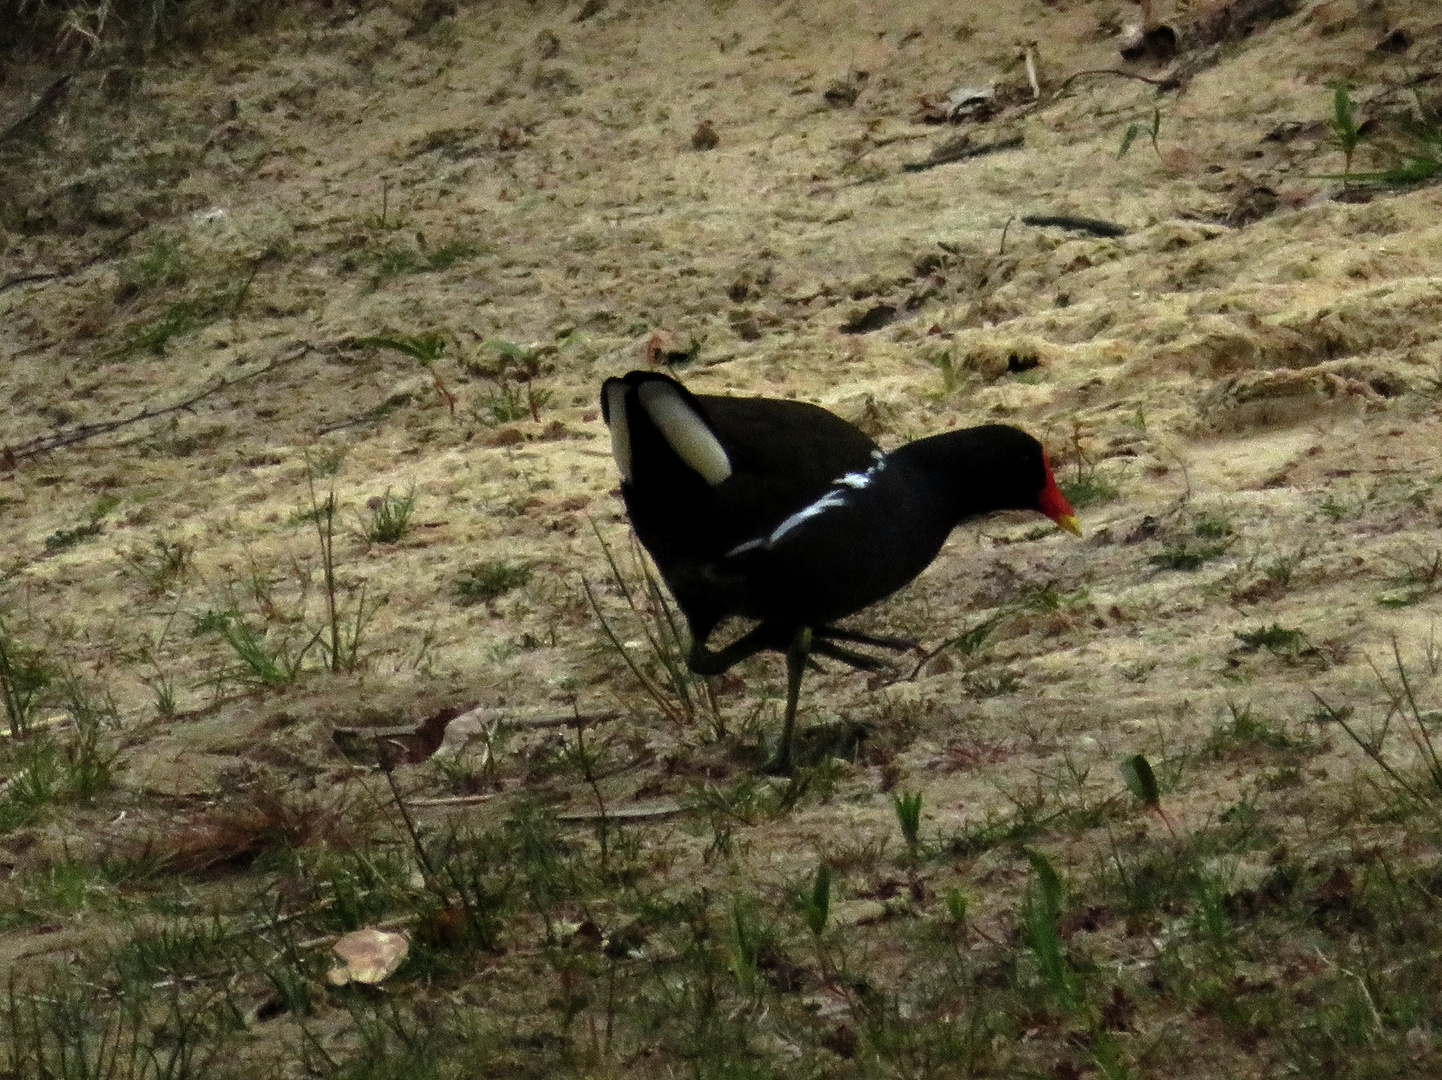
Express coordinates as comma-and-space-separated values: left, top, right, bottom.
2, 0, 1442, 1076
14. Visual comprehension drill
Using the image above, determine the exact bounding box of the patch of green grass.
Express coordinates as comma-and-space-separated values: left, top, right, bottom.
285, 504, 325, 527
1061, 469, 1120, 509
0, 737, 62, 832
369, 240, 485, 280
893, 791, 923, 859
1022, 582, 1087, 612
307, 445, 347, 477
1327, 80, 1362, 177
1419, 360, 1442, 398
905, 612, 1006, 680
2, 972, 229, 1080
1149, 539, 1230, 571
480, 381, 528, 422
362, 332, 446, 364
125, 533, 194, 594
424, 241, 488, 270
0, 719, 115, 832
1207, 701, 1299, 754
1262, 549, 1303, 590
305, 478, 385, 675
1376, 549, 1442, 608
324, 1003, 514, 1080
797, 862, 831, 937
1119, 105, 1162, 158
362, 487, 417, 544
925, 346, 963, 397
1319, 494, 1351, 521
1322, 81, 1442, 187
189, 608, 231, 635
1193, 514, 1233, 540
1100, 805, 1275, 931
44, 519, 103, 553
480, 380, 553, 424
126, 300, 203, 354
56, 716, 116, 800
0, 619, 51, 737
13, 860, 111, 917
1234, 624, 1308, 655
582, 544, 731, 743
455, 560, 532, 605
301, 848, 416, 935
466, 338, 556, 424
110, 916, 237, 986
115, 236, 188, 300
1148, 512, 1235, 570
942, 799, 1055, 860
208, 612, 313, 687
374, 243, 421, 277
1021, 849, 1084, 1012
1313, 637, 1442, 817
963, 668, 1021, 697
584, 530, 730, 736
687, 775, 776, 831
1119, 752, 1162, 812
157, 423, 229, 459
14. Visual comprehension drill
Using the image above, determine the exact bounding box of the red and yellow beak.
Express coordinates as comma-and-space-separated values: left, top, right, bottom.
1039, 454, 1082, 537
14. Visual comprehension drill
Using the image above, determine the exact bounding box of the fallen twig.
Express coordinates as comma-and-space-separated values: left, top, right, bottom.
558, 800, 686, 823
0, 73, 72, 145
1, 343, 311, 465
870, 131, 935, 149
1022, 214, 1128, 238
901, 134, 1024, 173
998, 214, 1017, 255
409, 793, 497, 807
0, 223, 147, 295
1050, 68, 1180, 98
511, 709, 622, 729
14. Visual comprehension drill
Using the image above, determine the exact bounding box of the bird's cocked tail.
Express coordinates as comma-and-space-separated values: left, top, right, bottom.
601, 373, 733, 487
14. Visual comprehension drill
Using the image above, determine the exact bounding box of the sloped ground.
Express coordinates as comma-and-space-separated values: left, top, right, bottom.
2, 0, 1442, 1076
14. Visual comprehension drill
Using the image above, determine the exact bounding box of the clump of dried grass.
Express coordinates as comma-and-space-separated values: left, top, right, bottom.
1, 0, 297, 58
129, 784, 356, 876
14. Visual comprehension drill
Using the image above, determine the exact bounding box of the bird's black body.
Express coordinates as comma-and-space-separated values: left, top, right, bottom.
601, 370, 1077, 771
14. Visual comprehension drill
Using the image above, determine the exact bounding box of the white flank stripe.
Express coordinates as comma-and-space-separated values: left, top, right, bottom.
724, 453, 887, 558
766, 491, 849, 543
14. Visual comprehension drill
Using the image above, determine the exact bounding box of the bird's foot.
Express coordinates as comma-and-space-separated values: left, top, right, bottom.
815, 626, 919, 653
686, 645, 738, 677
687, 624, 790, 676
811, 637, 896, 673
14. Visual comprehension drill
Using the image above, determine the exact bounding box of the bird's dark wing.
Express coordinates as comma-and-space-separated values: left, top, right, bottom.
694, 394, 878, 546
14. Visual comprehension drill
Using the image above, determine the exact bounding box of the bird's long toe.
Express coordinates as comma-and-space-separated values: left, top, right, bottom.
811, 637, 895, 672
816, 626, 919, 652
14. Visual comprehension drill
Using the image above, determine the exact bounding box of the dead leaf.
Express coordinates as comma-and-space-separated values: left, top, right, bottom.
327, 928, 409, 986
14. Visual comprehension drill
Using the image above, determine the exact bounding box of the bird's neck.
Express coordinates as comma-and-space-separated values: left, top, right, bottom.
890, 427, 1040, 523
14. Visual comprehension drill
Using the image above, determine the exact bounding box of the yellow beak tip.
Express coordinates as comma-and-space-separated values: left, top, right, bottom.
1056, 515, 1082, 537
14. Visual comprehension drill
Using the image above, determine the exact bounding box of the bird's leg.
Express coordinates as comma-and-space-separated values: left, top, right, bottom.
687, 623, 787, 676
767, 626, 812, 776
815, 626, 918, 652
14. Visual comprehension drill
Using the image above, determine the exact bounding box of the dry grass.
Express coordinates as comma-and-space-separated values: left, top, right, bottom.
128, 784, 359, 876
4, 0, 1442, 1074
1, 0, 311, 57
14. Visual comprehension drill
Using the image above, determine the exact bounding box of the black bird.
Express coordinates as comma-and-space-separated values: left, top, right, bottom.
601, 370, 1080, 772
